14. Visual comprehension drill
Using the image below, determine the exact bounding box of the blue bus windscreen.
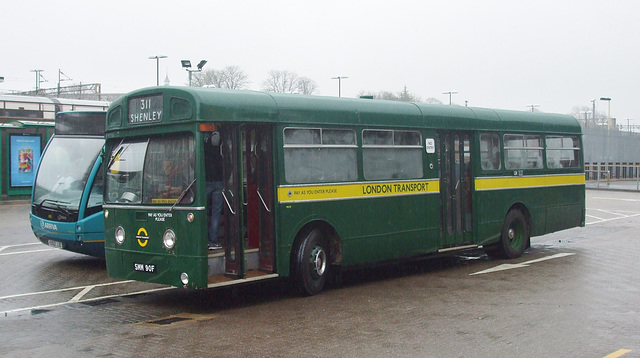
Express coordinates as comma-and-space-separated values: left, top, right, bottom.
30, 135, 105, 256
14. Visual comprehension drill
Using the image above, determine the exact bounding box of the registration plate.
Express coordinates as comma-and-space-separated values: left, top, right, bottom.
47, 239, 63, 249
134, 263, 157, 273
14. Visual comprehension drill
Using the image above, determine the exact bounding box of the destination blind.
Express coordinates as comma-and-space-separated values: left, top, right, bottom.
128, 94, 163, 124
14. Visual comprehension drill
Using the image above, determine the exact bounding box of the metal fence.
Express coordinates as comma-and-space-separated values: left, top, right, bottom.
585, 162, 640, 190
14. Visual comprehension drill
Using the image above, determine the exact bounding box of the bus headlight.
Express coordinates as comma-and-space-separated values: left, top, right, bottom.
180, 272, 189, 285
163, 229, 176, 249
115, 226, 125, 245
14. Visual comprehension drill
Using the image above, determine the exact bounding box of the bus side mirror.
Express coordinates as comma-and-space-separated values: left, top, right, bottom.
208, 132, 220, 146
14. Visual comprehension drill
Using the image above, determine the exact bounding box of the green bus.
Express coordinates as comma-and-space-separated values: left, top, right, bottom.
103, 87, 585, 295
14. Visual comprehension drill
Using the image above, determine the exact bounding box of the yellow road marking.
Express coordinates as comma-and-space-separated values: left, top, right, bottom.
604, 349, 632, 358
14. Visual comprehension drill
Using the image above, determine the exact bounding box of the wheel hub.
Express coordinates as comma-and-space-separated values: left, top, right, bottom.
310, 246, 327, 277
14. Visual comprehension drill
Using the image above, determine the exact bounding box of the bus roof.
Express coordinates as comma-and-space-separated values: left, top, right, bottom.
107, 87, 581, 135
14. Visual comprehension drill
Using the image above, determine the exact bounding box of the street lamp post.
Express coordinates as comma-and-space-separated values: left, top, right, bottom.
182, 60, 207, 86
591, 99, 596, 127
600, 97, 611, 128
331, 76, 348, 97
443, 91, 458, 105
581, 111, 592, 127
148, 55, 168, 86
600, 97, 612, 164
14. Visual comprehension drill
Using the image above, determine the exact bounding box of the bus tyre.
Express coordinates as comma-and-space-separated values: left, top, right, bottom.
496, 209, 529, 259
293, 229, 328, 296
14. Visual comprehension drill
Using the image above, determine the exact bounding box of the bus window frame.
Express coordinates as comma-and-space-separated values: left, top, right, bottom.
545, 135, 581, 169
503, 133, 544, 171
479, 132, 502, 172
362, 128, 424, 181
282, 126, 358, 184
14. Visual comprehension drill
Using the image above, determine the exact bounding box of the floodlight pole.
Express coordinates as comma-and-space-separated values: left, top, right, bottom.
182, 59, 207, 87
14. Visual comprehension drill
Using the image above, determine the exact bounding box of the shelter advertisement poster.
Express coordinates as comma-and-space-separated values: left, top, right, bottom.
9, 135, 41, 187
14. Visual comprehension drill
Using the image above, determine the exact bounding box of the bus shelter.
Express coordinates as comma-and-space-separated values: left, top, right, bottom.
0, 120, 54, 201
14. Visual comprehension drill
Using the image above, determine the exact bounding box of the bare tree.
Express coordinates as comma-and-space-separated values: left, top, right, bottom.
190, 70, 215, 87
191, 66, 249, 89
296, 77, 318, 95
262, 70, 299, 93
571, 105, 604, 127
218, 66, 249, 89
423, 97, 443, 104
398, 86, 421, 102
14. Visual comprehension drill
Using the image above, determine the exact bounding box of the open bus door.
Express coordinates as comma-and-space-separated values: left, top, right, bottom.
219, 124, 275, 278
221, 126, 243, 277
439, 132, 473, 248
244, 124, 275, 272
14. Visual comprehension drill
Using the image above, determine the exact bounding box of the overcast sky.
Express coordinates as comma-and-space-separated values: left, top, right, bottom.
1, 0, 638, 122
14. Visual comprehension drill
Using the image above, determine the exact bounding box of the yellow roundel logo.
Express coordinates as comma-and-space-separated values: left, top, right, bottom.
136, 228, 149, 247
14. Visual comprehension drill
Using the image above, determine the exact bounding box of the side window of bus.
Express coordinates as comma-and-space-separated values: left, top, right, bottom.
283, 128, 357, 183
546, 136, 580, 168
480, 133, 501, 170
504, 134, 543, 170
362, 129, 424, 180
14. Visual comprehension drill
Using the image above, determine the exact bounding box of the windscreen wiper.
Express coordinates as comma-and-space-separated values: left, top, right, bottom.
169, 179, 196, 212
107, 138, 126, 170
35, 199, 73, 217
35, 198, 57, 212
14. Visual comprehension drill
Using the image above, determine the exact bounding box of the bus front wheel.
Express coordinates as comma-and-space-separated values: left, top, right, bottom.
293, 229, 328, 296
494, 209, 529, 259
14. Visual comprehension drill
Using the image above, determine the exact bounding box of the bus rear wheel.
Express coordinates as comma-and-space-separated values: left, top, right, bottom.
293, 229, 328, 296
492, 209, 529, 259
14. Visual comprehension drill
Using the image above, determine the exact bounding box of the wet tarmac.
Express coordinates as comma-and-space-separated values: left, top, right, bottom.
0, 190, 638, 357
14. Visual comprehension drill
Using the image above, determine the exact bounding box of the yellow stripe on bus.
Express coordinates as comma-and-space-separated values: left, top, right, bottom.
278, 174, 584, 202
278, 179, 440, 203
475, 173, 585, 191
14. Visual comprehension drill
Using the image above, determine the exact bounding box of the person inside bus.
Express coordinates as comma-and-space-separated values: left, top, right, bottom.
161, 160, 185, 198
205, 131, 224, 250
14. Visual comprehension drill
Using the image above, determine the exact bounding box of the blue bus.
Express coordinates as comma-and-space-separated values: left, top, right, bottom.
30, 111, 106, 257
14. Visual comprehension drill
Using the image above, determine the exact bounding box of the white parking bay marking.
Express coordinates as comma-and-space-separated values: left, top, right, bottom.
470, 253, 576, 276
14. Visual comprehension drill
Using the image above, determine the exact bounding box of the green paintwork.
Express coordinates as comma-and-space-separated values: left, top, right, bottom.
104, 86, 585, 289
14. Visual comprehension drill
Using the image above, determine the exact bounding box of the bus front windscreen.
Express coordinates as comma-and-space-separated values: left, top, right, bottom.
32, 136, 104, 222
106, 133, 195, 205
